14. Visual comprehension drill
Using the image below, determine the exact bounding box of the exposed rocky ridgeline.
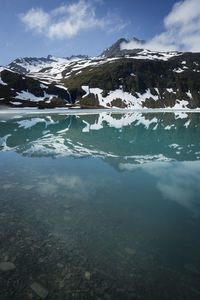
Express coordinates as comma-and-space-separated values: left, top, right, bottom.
7, 55, 56, 74
0, 39, 200, 109
7, 54, 89, 74
101, 37, 146, 57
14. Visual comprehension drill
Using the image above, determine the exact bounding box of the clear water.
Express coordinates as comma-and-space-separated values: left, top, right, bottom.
0, 111, 200, 300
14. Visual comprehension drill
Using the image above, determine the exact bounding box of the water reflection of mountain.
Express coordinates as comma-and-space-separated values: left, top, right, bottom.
0, 112, 200, 169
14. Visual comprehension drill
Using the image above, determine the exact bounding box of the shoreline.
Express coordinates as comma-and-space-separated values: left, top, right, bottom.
1, 107, 200, 115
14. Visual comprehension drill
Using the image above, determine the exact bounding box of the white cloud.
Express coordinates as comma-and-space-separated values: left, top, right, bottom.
121, 0, 200, 52
20, 8, 50, 33
20, 0, 126, 39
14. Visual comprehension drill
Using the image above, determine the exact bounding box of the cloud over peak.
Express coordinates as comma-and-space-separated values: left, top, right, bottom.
20, 0, 126, 39
121, 0, 200, 52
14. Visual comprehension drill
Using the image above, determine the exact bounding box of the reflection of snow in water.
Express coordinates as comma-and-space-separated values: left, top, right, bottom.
17, 116, 58, 129
82, 112, 158, 131
119, 155, 173, 166
0, 112, 200, 162
23, 135, 118, 158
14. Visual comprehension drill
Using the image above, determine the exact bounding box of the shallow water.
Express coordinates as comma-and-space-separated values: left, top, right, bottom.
0, 111, 200, 300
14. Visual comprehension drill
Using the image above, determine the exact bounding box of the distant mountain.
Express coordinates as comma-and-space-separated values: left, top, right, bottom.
7, 54, 89, 74
7, 56, 56, 74
1, 38, 200, 109
68, 55, 89, 61
101, 37, 146, 57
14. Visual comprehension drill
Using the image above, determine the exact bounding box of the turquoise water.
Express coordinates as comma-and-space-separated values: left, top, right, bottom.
0, 111, 200, 299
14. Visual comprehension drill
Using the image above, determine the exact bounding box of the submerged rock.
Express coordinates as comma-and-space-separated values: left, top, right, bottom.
30, 282, 48, 299
84, 271, 91, 280
0, 261, 16, 271
184, 264, 200, 274
124, 248, 136, 255
22, 185, 34, 190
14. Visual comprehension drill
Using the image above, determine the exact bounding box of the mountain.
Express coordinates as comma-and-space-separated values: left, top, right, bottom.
7, 54, 89, 74
0, 54, 89, 108
101, 37, 146, 57
0, 67, 72, 108
63, 50, 200, 109
7, 55, 57, 74
1, 38, 200, 109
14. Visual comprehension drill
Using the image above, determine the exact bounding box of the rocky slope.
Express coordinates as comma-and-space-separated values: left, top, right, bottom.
0, 67, 72, 108
1, 39, 200, 109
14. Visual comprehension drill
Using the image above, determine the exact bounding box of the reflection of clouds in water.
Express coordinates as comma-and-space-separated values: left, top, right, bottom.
120, 161, 200, 213
37, 174, 94, 201
24, 134, 118, 159
154, 162, 200, 212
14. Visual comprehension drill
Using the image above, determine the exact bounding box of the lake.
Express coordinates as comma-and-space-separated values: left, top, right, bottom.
0, 110, 200, 300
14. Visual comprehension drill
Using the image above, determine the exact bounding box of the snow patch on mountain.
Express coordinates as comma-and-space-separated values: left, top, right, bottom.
15, 90, 57, 102
82, 86, 160, 108
173, 100, 189, 109
0, 70, 8, 86
121, 49, 182, 61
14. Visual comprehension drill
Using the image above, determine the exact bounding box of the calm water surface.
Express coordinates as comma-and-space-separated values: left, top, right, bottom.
0, 111, 200, 300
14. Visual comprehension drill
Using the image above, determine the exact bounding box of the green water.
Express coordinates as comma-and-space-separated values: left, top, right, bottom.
0, 111, 200, 300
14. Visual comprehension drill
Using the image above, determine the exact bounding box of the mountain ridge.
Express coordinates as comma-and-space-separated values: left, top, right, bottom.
0, 38, 200, 109
101, 37, 146, 57
7, 54, 89, 74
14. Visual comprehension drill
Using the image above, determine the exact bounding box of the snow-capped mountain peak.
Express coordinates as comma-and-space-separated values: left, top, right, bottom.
101, 37, 146, 57
7, 54, 89, 74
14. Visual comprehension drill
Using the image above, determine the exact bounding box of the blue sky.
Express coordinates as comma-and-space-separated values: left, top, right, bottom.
0, 0, 199, 65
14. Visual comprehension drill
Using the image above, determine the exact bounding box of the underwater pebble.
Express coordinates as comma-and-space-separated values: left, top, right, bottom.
124, 248, 135, 255
59, 281, 65, 289
22, 185, 34, 190
85, 271, 91, 280
30, 282, 48, 299
0, 262, 16, 271
184, 264, 200, 274
2, 184, 13, 189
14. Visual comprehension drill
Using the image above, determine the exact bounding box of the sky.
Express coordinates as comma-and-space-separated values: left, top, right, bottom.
0, 0, 199, 65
